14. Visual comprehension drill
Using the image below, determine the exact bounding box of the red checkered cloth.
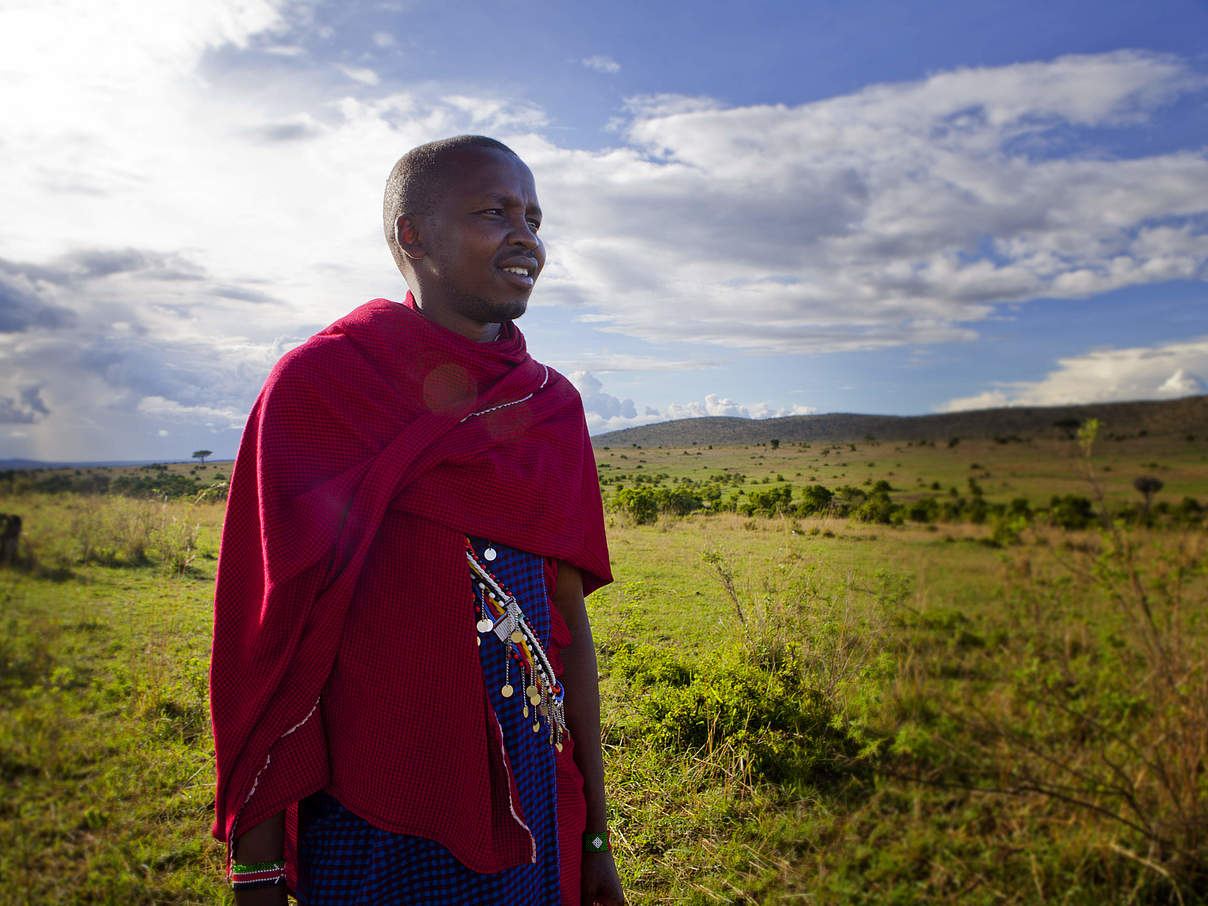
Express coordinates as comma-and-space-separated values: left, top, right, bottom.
209, 294, 610, 890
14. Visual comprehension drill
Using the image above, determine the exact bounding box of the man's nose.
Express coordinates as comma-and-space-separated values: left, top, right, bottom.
509, 219, 539, 249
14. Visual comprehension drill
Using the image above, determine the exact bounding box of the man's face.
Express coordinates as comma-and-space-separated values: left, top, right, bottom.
409, 147, 545, 331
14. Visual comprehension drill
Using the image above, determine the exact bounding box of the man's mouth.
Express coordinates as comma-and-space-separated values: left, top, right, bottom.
499, 264, 536, 287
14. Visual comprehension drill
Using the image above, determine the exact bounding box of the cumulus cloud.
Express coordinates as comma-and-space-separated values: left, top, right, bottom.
569, 371, 816, 434
939, 337, 1208, 411
530, 50, 1208, 354
663, 396, 817, 420
581, 55, 621, 74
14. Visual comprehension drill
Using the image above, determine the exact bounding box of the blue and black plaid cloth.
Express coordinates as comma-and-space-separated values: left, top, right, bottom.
296, 538, 560, 904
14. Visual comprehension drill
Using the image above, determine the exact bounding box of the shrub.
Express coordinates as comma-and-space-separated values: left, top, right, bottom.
1048, 494, 1095, 530
613, 488, 659, 524
796, 484, 834, 516
742, 485, 793, 517
906, 497, 939, 523
654, 487, 702, 517
853, 490, 898, 524
611, 642, 864, 785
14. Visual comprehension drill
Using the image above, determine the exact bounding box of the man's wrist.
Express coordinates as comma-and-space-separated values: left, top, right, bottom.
583, 829, 611, 853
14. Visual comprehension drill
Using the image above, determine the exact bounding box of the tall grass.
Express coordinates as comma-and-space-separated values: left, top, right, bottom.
0, 447, 1204, 904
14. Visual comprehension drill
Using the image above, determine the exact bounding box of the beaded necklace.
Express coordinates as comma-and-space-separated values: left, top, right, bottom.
465, 538, 566, 751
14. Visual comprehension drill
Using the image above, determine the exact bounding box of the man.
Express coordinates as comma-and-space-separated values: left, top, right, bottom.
210, 135, 625, 905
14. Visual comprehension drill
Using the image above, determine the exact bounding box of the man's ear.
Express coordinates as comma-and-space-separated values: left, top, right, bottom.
395, 215, 425, 260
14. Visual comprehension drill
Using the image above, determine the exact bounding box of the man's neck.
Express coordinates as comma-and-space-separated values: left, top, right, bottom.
410, 295, 502, 343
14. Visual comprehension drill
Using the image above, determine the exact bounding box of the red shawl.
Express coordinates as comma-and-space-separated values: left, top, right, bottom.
209, 295, 610, 873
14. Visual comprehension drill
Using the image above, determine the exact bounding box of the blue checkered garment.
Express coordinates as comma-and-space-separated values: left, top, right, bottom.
296, 538, 560, 905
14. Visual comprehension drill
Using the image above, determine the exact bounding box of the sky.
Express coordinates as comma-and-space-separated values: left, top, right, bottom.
1, 0, 1206, 462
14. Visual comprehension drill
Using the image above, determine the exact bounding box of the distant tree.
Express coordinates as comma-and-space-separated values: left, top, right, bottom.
770, 438, 780, 450
192, 449, 213, 465
1133, 475, 1164, 516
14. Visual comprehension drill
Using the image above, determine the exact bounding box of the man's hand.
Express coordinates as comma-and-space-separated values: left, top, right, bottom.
581, 850, 626, 906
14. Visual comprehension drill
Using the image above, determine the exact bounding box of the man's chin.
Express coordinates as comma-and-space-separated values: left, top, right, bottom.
489, 298, 528, 322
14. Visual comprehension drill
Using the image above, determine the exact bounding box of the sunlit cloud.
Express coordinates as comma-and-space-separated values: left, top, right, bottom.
939, 337, 1208, 411
570, 371, 817, 434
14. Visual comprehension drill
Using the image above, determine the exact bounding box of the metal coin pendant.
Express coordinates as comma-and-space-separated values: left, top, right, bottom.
525, 684, 539, 699
510, 630, 524, 644
556, 742, 563, 752
484, 547, 497, 561
532, 721, 541, 733
501, 684, 514, 698
523, 705, 530, 717
476, 618, 493, 633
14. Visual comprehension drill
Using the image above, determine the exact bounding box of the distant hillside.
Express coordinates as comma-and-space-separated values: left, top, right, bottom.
592, 395, 1208, 447
0, 458, 231, 471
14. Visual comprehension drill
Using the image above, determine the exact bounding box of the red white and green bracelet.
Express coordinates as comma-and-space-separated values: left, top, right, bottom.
228, 860, 286, 889
583, 830, 611, 853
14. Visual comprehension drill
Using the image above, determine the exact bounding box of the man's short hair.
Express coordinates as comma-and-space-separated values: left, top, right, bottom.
383, 135, 519, 268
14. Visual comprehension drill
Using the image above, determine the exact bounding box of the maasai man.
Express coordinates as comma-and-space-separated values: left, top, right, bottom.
210, 135, 626, 906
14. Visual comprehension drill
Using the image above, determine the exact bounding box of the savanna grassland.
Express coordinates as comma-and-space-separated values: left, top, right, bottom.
1, 424, 1206, 905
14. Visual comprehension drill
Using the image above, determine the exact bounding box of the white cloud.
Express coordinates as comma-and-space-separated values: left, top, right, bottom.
372, 31, 396, 48
581, 55, 620, 74
664, 396, 816, 420
1159, 368, 1205, 395
336, 63, 381, 85
528, 51, 1208, 354
939, 337, 1208, 411
569, 371, 816, 434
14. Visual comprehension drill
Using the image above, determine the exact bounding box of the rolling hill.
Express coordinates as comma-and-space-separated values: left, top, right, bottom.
592, 395, 1208, 447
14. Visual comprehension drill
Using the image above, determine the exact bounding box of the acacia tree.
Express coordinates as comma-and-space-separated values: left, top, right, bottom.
192, 449, 213, 465
1132, 475, 1163, 515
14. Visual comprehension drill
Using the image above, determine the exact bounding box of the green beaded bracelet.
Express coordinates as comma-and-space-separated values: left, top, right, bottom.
231, 861, 286, 873
583, 830, 610, 853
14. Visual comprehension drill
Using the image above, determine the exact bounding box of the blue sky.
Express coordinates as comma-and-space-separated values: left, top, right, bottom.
1, 0, 1206, 461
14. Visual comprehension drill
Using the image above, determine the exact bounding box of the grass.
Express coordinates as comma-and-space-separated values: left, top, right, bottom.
0, 434, 1205, 904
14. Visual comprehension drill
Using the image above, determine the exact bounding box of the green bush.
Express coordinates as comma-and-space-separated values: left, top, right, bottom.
906, 497, 939, 523
654, 487, 703, 516
1048, 494, 1095, 530
613, 487, 659, 524
796, 483, 834, 516
741, 485, 793, 517
611, 642, 865, 785
853, 491, 899, 524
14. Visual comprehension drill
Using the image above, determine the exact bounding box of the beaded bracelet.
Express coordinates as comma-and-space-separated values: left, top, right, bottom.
583, 830, 611, 853
229, 860, 287, 889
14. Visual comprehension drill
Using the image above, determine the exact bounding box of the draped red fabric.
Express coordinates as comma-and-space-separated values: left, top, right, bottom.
209, 294, 610, 877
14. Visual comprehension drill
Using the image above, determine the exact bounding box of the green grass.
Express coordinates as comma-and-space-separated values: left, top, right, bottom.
0, 434, 1205, 904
